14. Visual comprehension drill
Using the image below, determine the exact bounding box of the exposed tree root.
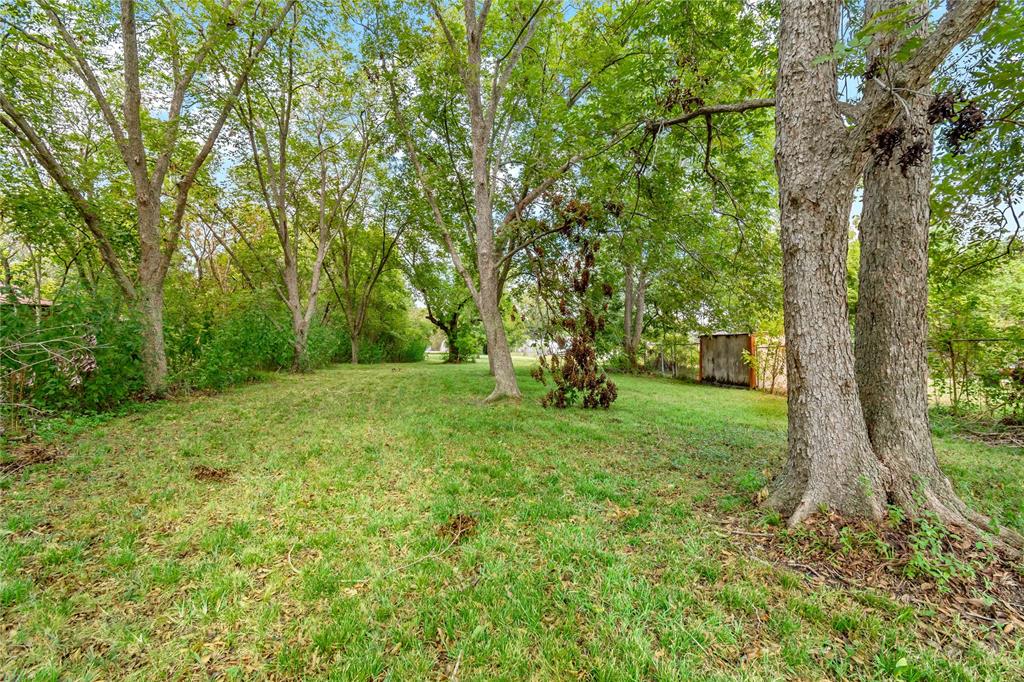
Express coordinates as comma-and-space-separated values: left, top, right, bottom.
768, 472, 1023, 556
484, 387, 522, 404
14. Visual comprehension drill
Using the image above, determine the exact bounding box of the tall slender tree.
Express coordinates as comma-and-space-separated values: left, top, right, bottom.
377, 1, 658, 401
329, 182, 408, 364
0, 0, 295, 394
233, 6, 371, 370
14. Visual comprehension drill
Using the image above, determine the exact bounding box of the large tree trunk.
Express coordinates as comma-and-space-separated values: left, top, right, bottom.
478, 285, 520, 400
854, 36, 1012, 540
765, 0, 886, 525
768, 0, 1013, 542
137, 206, 169, 396
350, 335, 360, 364
443, 316, 461, 363
485, 324, 496, 376
469, 100, 520, 399
445, 333, 461, 363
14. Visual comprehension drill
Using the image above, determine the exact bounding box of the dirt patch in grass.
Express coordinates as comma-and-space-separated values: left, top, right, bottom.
191, 464, 231, 482
438, 513, 477, 543
722, 513, 1024, 642
0, 442, 67, 475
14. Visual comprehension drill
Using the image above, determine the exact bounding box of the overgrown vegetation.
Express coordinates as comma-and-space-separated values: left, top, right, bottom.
530, 200, 618, 409
1, 284, 427, 434
1, 0, 1023, 674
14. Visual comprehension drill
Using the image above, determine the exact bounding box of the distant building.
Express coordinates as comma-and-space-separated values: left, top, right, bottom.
518, 339, 559, 357
0, 289, 53, 309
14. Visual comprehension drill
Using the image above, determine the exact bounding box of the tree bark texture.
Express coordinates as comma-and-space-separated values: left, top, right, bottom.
137, 203, 169, 395
766, 0, 887, 524
854, 0, 1017, 543
768, 0, 1008, 540
138, 276, 168, 396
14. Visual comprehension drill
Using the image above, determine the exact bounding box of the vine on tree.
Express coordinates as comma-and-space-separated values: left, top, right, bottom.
530, 198, 618, 410
868, 92, 987, 177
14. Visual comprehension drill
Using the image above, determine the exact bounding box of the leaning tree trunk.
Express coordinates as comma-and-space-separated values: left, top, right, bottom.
471, 178, 519, 398
765, 0, 887, 525
854, 55, 1014, 542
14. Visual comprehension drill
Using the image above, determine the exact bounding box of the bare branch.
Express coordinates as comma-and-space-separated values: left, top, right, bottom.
165, 0, 299, 266
646, 98, 776, 133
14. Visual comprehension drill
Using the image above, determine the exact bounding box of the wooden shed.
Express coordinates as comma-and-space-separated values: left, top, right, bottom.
698, 333, 756, 388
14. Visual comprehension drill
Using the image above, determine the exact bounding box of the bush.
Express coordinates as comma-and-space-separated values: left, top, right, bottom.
177, 295, 349, 389
336, 306, 430, 364
2, 276, 427, 429
1, 285, 144, 428
166, 290, 286, 390
448, 322, 484, 363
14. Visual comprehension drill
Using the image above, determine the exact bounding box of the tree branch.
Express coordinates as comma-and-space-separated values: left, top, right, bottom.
646, 98, 776, 133
0, 92, 136, 299
165, 0, 299, 267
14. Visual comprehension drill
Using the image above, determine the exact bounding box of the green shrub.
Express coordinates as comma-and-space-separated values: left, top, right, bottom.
178, 295, 291, 390
3, 277, 426, 427
1, 285, 144, 424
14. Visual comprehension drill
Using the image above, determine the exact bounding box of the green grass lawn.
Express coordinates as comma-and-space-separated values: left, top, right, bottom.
2, 360, 1023, 680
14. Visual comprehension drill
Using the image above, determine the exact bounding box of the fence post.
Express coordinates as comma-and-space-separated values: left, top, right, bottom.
697, 338, 703, 382
748, 334, 757, 389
